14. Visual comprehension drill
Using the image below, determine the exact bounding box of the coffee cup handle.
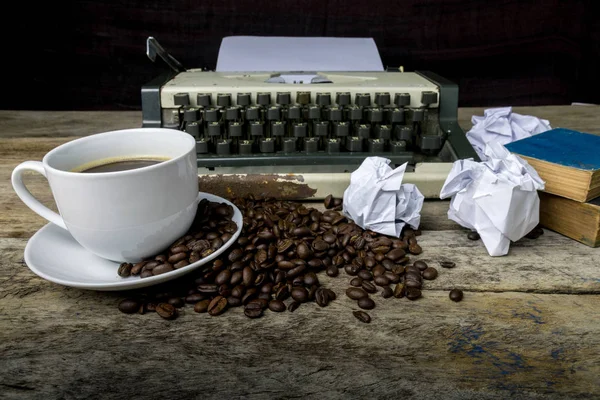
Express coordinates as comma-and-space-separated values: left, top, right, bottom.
11, 161, 68, 230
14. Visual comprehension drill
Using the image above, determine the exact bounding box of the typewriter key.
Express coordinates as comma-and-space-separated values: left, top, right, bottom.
196, 140, 208, 154
336, 92, 351, 106
282, 138, 296, 153
217, 93, 231, 108
304, 138, 319, 153
246, 106, 260, 120
368, 139, 385, 153
207, 122, 221, 136
367, 108, 383, 123
197, 93, 211, 107
276, 92, 291, 105
239, 140, 253, 154
293, 123, 307, 137
314, 121, 329, 136
228, 122, 243, 137
225, 107, 239, 121
346, 137, 363, 152
287, 105, 301, 120
296, 91, 311, 105
397, 126, 413, 142
308, 105, 321, 119
355, 93, 371, 107
260, 138, 275, 153
421, 91, 438, 105
236, 93, 251, 106
250, 122, 264, 136
390, 108, 405, 123
376, 125, 392, 140
328, 107, 343, 121
333, 122, 349, 137
391, 141, 407, 153
420, 135, 442, 152
267, 106, 281, 120
185, 121, 201, 137
174, 93, 190, 106
327, 139, 340, 153
316, 93, 331, 107
394, 93, 410, 107
348, 105, 363, 121
204, 108, 219, 122
183, 107, 200, 122
412, 109, 425, 122
257, 92, 271, 106
357, 124, 371, 139
375, 92, 391, 106
217, 140, 232, 155
271, 121, 286, 136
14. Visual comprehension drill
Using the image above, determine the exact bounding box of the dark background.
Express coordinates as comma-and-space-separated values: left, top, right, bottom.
4, 0, 599, 111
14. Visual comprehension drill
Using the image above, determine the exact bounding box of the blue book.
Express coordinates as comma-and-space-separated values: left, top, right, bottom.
505, 128, 600, 202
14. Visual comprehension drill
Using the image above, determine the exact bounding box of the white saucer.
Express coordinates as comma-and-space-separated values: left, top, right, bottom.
23, 192, 243, 291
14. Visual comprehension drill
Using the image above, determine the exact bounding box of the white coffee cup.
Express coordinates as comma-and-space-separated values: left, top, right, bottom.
12, 128, 200, 263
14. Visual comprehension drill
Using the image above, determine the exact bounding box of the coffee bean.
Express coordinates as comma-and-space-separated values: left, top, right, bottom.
198, 284, 218, 293
413, 260, 428, 271
372, 264, 386, 277
153, 263, 174, 276
362, 281, 378, 293
408, 243, 422, 255
440, 261, 456, 269
140, 270, 153, 278
118, 262, 132, 277
381, 286, 393, 298
215, 269, 232, 286
385, 248, 406, 262
383, 271, 401, 283
353, 310, 371, 323
291, 287, 309, 303
244, 307, 263, 318
324, 194, 334, 209
118, 298, 140, 314
393, 283, 405, 298
467, 231, 480, 240
185, 293, 205, 304
344, 264, 360, 276
346, 287, 368, 300
194, 299, 210, 313
325, 265, 339, 277
315, 288, 330, 307
358, 269, 373, 281
422, 267, 438, 280
350, 277, 363, 287
208, 296, 228, 316
288, 301, 300, 312
357, 297, 375, 310
156, 303, 177, 320
449, 289, 464, 302
167, 297, 184, 308
267, 300, 286, 312
373, 275, 390, 286
406, 287, 422, 301
364, 257, 376, 269
303, 272, 319, 286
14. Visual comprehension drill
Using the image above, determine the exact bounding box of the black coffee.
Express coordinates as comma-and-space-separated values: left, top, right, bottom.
74, 157, 167, 173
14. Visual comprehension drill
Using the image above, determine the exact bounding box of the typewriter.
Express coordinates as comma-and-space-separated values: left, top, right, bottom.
141, 37, 478, 200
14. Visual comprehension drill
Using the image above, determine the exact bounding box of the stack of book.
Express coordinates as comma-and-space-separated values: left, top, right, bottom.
505, 128, 600, 247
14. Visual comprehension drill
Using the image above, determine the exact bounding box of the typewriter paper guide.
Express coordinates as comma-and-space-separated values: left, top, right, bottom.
216, 36, 384, 72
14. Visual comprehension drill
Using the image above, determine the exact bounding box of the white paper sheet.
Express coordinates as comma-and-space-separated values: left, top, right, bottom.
342, 157, 424, 237
216, 36, 384, 72
440, 142, 545, 256
466, 107, 552, 161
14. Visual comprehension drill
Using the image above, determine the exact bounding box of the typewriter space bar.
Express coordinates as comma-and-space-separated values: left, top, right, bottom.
196, 153, 413, 168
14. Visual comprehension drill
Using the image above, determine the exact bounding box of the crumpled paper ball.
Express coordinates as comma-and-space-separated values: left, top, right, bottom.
342, 157, 424, 237
440, 142, 545, 256
466, 107, 552, 161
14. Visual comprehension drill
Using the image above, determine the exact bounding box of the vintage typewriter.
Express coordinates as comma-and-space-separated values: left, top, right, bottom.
141, 37, 478, 200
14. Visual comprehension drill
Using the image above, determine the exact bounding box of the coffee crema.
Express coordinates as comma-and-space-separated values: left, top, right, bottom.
72, 156, 170, 173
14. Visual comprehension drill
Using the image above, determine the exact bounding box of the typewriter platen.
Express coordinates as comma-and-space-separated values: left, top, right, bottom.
141, 38, 479, 200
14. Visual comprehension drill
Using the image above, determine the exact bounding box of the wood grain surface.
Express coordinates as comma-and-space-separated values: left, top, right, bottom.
1, 108, 600, 399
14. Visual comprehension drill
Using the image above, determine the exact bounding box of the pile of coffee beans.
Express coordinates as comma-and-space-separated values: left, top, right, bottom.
117, 199, 238, 278
117, 194, 462, 323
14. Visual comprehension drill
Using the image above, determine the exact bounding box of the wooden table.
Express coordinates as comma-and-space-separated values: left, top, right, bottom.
1, 106, 599, 399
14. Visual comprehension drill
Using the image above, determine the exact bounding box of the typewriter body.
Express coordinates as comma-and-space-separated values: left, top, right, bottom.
141, 38, 478, 200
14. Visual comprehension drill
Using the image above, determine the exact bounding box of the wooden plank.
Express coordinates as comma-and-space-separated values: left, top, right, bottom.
1, 258, 599, 399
